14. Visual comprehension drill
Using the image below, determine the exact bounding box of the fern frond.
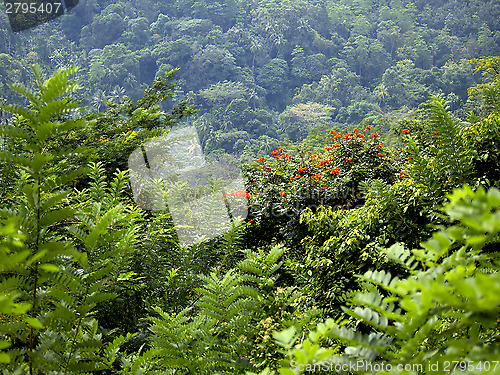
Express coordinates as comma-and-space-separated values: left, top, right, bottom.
352, 291, 402, 320
328, 325, 392, 357
5, 83, 40, 108
423, 94, 455, 131
380, 243, 418, 271
358, 270, 400, 293
347, 306, 389, 331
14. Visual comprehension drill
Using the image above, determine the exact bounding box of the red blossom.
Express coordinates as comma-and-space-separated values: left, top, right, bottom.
402, 129, 410, 134
432, 131, 438, 134
258, 157, 265, 162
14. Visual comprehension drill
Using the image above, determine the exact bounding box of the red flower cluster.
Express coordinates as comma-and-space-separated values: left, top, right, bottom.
269, 148, 292, 161
402, 129, 410, 134
254, 126, 394, 200
223, 190, 251, 200
432, 131, 438, 135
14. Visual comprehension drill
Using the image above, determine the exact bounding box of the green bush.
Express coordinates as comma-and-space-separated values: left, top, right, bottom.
0, 65, 136, 373
130, 245, 317, 374
259, 184, 500, 374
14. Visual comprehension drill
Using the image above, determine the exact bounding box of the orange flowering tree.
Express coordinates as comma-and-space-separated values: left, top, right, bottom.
285, 92, 500, 315
242, 125, 400, 250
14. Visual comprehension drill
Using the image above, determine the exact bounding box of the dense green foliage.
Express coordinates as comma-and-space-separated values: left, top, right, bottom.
1, 0, 500, 160
0, 66, 136, 372
258, 183, 500, 375
0, 55, 498, 374
1, 1, 500, 373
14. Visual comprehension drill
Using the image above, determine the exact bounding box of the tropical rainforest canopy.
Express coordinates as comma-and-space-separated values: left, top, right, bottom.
0, 0, 499, 373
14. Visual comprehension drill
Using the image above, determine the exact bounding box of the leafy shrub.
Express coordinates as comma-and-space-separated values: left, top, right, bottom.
131, 245, 317, 374
296, 177, 430, 315
460, 113, 500, 188
398, 95, 473, 208
260, 184, 500, 374
0, 65, 136, 373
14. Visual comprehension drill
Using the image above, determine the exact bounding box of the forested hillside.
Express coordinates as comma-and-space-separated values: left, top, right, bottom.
0, 0, 500, 374
1, 0, 500, 157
